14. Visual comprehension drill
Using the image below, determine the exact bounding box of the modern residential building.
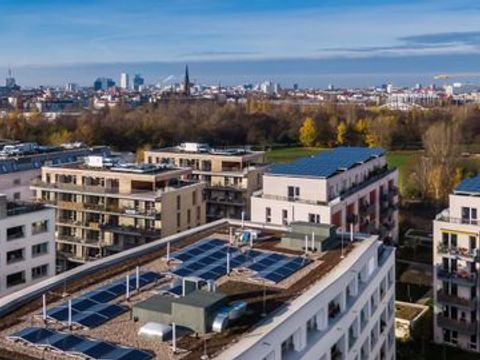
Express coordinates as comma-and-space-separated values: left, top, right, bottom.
433, 174, 480, 352
0, 194, 55, 298
0, 218, 395, 360
31, 156, 206, 272
144, 143, 267, 221
251, 147, 399, 242
0, 142, 109, 201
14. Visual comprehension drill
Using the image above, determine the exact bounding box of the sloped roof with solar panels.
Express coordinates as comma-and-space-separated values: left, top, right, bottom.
454, 174, 480, 195
267, 146, 385, 178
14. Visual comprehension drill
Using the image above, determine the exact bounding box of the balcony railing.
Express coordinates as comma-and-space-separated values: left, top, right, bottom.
437, 268, 478, 286
436, 209, 479, 225
437, 244, 479, 260
437, 290, 477, 309
101, 224, 162, 238
437, 315, 477, 335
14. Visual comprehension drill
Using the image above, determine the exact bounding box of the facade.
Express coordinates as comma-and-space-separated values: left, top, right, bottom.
144, 143, 267, 221
31, 157, 206, 271
93, 77, 115, 91
0, 143, 109, 201
120, 72, 129, 90
433, 174, 480, 352
251, 147, 399, 242
0, 194, 55, 298
133, 74, 145, 91
216, 230, 396, 360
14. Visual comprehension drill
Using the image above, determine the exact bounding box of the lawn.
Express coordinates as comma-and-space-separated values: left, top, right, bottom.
266, 146, 326, 164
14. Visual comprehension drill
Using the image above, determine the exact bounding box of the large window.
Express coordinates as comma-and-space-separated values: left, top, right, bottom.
32, 220, 49, 235
32, 242, 49, 257
309, 213, 320, 224
32, 264, 49, 280
265, 207, 271, 223
287, 186, 300, 200
7, 248, 25, 264
6, 271, 25, 288
462, 207, 478, 224
7, 225, 24, 241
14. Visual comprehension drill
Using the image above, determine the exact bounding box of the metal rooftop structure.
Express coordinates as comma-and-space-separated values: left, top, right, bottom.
455, 174, 480, 195
268, 146, 385, 178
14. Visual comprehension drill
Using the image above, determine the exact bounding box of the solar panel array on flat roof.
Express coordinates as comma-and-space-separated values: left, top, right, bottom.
268, 146, 385, 178
9, 327, 153, 360
170, 239, 309, 284
44, 271, 161, 328
455, 174, 480, 194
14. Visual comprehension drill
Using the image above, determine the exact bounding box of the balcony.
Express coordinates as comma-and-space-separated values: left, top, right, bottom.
101, 224, 162, 238
437, 315, 477, 335
436, 209, 479, 225
437, 268, 477, 287
32, 179, 120, 195
437, 244, 479, 260
360, 202, 375, 215
437, 290, 477, 309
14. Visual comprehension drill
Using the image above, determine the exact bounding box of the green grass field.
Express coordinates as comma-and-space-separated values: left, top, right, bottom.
266, 147, 326, 164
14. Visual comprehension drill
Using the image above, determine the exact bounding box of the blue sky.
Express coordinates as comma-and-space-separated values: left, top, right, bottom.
0, 0, 479, 86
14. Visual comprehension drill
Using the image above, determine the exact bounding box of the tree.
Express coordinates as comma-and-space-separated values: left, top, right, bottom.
298, 117, 318, 147
47, 128, 72, 145
336, 121, 347, 145
364, 115, 397, 149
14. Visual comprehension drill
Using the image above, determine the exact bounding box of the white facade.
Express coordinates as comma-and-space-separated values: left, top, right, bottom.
215, 236, 396, 360
433, 180, 480, 352
120, 72, 130, 90
0, 198, 56, 298
251, 149, 399, 242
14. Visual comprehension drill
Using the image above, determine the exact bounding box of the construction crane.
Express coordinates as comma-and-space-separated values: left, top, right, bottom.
434, 72, 480, 80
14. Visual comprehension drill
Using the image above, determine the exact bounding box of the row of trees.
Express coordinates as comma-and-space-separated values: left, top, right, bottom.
1, 100, 479, 153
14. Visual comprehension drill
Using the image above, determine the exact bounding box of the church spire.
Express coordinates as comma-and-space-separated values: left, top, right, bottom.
184, 64, 190, 96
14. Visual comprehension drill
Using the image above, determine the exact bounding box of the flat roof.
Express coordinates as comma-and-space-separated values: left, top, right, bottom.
267, 146, 385, 178
173, 290, 226, 308
455, 173, 480, 195
0, 220, 378, 360
149, 146, 264, 158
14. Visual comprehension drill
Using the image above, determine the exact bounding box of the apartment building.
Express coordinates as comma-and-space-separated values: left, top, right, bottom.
0, 142, 109, 201
31, 156, 206, 271
144, 143, 267, 221
0, 194, 55, 298
251, 147, 399, 242
433, 174, 480, 352
0, 218, 395, 360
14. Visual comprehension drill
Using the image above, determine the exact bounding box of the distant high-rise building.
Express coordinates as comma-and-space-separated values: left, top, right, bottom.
93, 77, 115, 91
120, 72, 129, 90
133, 74, 144, 91
65, 83, 78, 92
5, 67, 16, 89
184, 65, 191, 96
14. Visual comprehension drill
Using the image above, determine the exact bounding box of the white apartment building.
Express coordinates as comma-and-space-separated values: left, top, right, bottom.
216, 231, 396, 360
433, 174, 480, 352
0, 194, 55, 298
251, 147, 399, 242
0, 142, 109, 201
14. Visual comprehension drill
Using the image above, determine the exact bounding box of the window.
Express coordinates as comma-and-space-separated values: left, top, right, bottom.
282, 209, 288, 225
187, 209, 191, 224
13, 192, 20, 200
6, 271, 25, 288
32, 264, 49, 280
7, 225, 24, 241
192, 191, 197, 205
7, 248, 25, 264
462, 207, 478, 224
451, 234, 458, 248
32, 242, 49, 257
287, 186, 300, 200
176, 213, 181, 228
13, 178, 21, 185
470, 236, 477, 251
32, 220, 49, 235
197, 206, 201, 221
309, 213, 320, 224
265, 207, 271, 223
176, 195, 181, 210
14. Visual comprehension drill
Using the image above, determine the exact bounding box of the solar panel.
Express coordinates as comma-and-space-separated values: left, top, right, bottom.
8, 327, 154, 360
455, 174, 480, 194
86, 290, 118, 303
167, 285, 183, 297
268, 146, 384, 178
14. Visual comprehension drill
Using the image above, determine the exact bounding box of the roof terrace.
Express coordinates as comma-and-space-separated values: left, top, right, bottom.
0, 219, 377, 360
